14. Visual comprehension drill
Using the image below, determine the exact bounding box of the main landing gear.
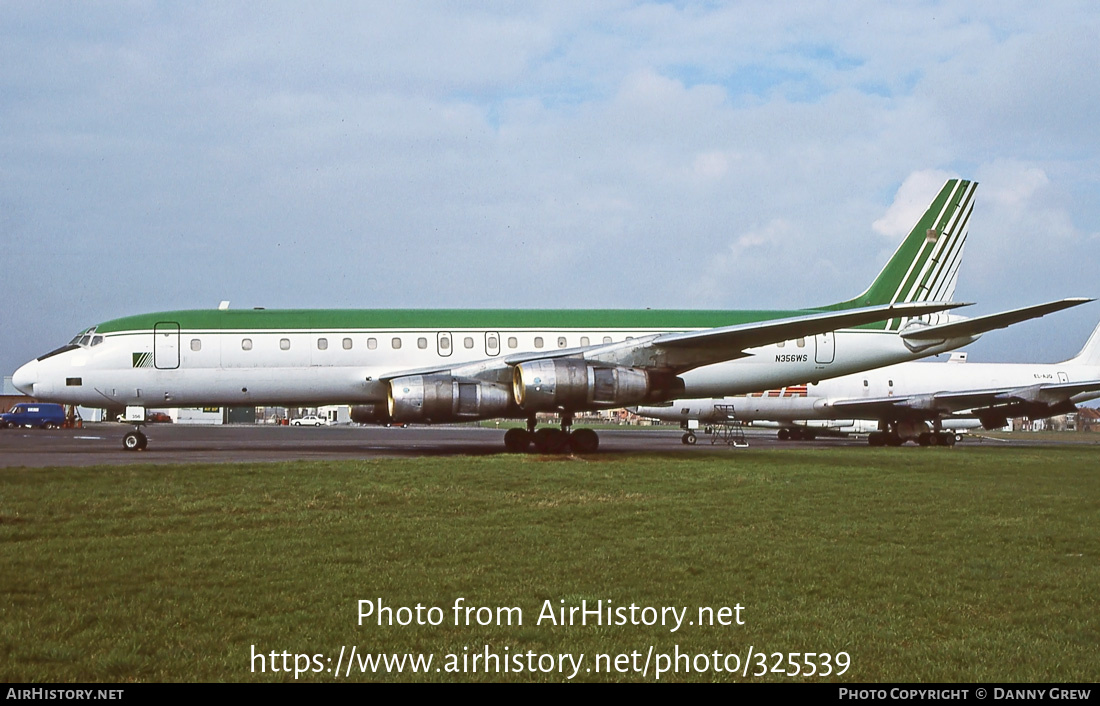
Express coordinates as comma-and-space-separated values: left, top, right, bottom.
866, 420, 957, 447
504, 414, 600, 454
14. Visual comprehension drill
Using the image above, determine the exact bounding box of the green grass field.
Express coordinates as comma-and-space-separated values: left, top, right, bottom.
2, 447, 1097, 682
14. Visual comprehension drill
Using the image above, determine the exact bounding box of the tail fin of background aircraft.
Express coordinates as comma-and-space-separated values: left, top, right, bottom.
826, 178, 976, 330
1066, 320, 1100, 367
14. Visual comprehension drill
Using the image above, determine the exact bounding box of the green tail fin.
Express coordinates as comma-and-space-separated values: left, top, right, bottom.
827, 178, 976, 329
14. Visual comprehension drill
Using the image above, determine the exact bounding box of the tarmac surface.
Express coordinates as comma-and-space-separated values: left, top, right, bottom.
1, 422, 1096, 468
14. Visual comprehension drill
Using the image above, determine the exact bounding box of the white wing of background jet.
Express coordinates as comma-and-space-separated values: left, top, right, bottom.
827, 380, 1100, 419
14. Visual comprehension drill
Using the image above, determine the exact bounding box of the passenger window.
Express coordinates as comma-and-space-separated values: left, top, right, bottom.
534, 337, 544, 349
418, 337, 428, 350
796, 338, 806, 348
602, 336, 612, 344
317, 338, 328, 350
580, 336, 590, 347
343, 338, 353, 350
557, 336, 567, 348
440, 337, 450, 351
280, 338, 291, 350
367, 338, 378, 350
508, 337, 518, 349
777, 341, 785, 348
487, 334, 498, 349
191, 339, 201, 352
392, 337, 402, 350
242, 338, 252, 351
464, 337, 474, 349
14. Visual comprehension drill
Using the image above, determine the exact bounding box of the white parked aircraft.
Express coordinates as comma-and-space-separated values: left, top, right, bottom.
8, 179, 1082, 453
633, 318, 1100, 446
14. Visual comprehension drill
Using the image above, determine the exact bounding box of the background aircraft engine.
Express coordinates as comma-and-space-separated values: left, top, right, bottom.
350, 403, 391, 425
512, 359, 650, 411
387, 375, 511, 423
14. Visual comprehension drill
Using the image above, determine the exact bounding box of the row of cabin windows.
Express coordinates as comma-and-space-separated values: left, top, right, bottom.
188, 334, 621, 353
775, 338, 807, 348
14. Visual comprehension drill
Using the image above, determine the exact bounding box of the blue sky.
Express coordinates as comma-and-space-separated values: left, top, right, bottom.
2, 1, 1098, 377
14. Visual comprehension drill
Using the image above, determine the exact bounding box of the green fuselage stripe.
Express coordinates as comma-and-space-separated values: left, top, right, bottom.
94, 308, 824, 334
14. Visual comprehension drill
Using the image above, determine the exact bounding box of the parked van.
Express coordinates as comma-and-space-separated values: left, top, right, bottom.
1, 403, 67, 429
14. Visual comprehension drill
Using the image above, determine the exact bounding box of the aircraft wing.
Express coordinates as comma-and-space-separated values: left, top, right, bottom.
583, 301, 965, 371
826, 379, 1100, 420
900, 298, 1092, 342
377, 300, 965, 382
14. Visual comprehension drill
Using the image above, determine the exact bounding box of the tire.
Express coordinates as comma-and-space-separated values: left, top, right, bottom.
41, 422, 54, 430
569, 428, 599, 454
123, 430, 147, 451
682, 432, 697, 445
533, 428, 569, 454
777, 428, 790, 441
503, 428, 531, 453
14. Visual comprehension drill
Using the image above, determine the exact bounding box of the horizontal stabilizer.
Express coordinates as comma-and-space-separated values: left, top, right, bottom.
900, 298, 1093, 342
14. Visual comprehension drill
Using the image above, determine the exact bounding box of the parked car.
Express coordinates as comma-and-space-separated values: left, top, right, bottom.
290, 415, 328, 426
1, 403, 67, 429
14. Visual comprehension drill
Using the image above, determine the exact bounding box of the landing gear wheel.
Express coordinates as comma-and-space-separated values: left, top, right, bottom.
569, 428, 599, 454
681, 432, 697, 445
867, 431, 885, 447
534, 428, 569, 454
123, 430, 147, 451
777, 428, 790, 441
504, 428, 532, 453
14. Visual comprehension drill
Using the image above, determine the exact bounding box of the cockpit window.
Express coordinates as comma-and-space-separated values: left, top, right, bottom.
72, 327, 102, 348
47, 327, 102, 359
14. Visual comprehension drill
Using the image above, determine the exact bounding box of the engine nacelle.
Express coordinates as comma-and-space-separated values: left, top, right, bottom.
388, 375, 512, 423
512, 359, 651, 411
350, 403, 391, 425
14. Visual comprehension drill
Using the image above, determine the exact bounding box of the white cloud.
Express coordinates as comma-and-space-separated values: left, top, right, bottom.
872, 169, 958, 237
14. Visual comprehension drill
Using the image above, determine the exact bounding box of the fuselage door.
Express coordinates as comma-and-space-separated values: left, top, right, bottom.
437, 331, 453, 357
815, 331, 835, 364
485, 331, 500, 357
154, 322, 180, 369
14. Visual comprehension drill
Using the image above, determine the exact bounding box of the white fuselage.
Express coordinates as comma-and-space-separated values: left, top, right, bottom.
14, 320, 972, 411
635, 358, 1100, 424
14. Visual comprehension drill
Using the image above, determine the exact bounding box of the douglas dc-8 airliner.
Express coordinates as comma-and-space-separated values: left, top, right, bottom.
10, 179, 1085, 453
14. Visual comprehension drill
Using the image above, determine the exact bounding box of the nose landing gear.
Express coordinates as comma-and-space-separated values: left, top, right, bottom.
122, 428, 148, 451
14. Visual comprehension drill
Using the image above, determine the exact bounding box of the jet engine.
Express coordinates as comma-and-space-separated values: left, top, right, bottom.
511, 358, 655, 411
350, 403, 391, 425
387, 375, 512, 423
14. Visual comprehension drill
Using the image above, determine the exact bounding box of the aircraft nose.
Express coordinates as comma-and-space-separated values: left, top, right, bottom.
12, 360, 38, 396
